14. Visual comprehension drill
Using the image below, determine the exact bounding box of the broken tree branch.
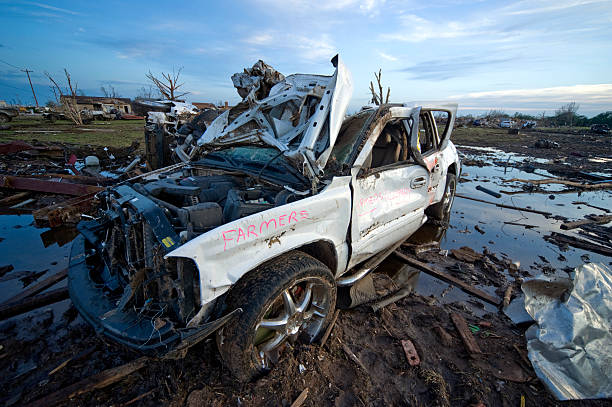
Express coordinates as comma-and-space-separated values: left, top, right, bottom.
146, 67, 188, 101
369, 69, 390, 105
341, 343, 367, 371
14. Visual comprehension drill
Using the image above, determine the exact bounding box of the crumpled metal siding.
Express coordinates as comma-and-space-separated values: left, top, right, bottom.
523, 263, 612, 400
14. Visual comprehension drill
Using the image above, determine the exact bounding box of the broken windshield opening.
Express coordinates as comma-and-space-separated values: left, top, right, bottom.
324, 110, 374, 174
198, 146, 306, 184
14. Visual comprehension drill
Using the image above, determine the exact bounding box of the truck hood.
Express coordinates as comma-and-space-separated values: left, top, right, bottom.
196, 55, 353, 180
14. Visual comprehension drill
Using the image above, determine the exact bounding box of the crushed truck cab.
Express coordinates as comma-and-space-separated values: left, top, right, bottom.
69, 55, 460, 380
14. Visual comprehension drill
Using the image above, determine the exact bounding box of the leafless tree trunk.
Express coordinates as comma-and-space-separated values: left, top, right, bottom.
45, 69, 83, 125
146, 67, 188, 101
100, 84, 120, 98
136, 85, 159, 100
369, 69, 390, 105
556, 102, 579, 127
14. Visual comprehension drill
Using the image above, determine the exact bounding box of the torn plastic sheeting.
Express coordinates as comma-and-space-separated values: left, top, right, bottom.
523, 263, 612, 400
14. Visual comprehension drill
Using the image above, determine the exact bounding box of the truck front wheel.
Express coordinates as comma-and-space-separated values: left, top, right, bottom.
216, 251, 336, 382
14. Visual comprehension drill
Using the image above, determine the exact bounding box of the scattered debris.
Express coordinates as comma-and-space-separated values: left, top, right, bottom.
475, 185, 502, 198
290, 388, 309, 407
559, 214, 612, 230
456, 193, 552, 216
546, 232, 612, 257
29, 356, 149, 407
0, 288, 69, 320
503, 177, 612, 190
450, 313, 482, 355
393, 251, 501, 305
534, 139, 559, 149
400, 339, 420, 366
1, 268, 67, 306
320, 309, 340, 347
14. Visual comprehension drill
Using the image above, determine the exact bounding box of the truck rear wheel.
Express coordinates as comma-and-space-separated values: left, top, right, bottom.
216, 251, 336, 382
0, 113, 10, 123
426, 173, 457, 221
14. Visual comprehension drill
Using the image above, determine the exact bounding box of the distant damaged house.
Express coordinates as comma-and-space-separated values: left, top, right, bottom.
193, 101, 231, 111
60, 95, 133, 114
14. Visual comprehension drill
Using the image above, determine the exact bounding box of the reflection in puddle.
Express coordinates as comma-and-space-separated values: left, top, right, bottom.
0, 215, 78, 307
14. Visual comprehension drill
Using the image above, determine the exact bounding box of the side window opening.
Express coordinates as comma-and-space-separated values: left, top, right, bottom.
365, 119, 411, 170
417, 112, 437, 155
433, 110, 450, 145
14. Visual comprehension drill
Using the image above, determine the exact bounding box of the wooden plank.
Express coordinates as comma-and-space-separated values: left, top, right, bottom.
290, 388, 309, 407
560, 215, 612, 230
320, 309, 340, 347
0, 288, 69, 320
455, 194, 552, 216
400, 339, 420, 366
450, 313, 482, 355
0, 192, 31, 206
503, 177, 612, 190
547, 232, 612, 257
393, 251, 501, 306
2, 268, 67, 305
0, 175, 104, 196
28, 357, 149, 407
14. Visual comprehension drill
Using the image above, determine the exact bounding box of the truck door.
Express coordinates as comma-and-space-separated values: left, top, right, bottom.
411, 110, 444, 205
348, 107, 430, 268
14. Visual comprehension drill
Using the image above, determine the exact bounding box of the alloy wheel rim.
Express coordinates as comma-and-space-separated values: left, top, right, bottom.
253, 277, 331, 369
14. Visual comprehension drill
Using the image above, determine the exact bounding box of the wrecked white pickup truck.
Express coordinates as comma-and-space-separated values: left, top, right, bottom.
69, 55, 460, 381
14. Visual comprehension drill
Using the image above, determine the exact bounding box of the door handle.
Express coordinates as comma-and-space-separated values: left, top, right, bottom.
411, 177, 427, 188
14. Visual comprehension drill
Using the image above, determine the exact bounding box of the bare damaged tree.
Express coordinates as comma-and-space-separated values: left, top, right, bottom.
45, 69, 83, 125
556, 102, 580, 127
100, 83, 120, 98
135, 85, 160, 100
145, 67, 188, 101
369, 69, 390, 105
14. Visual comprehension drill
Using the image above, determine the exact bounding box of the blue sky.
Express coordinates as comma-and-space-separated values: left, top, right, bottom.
1, 0, 611, 116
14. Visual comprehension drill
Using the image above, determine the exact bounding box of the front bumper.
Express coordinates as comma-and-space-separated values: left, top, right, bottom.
68, 235, 239, 355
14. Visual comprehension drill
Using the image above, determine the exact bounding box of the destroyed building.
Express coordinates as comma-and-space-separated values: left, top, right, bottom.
60, 95, 133, 114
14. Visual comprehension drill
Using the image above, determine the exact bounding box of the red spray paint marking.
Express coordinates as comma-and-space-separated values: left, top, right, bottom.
222, 210, 309, 251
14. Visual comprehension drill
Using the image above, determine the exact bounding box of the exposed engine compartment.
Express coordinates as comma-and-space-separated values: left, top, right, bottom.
80, 166, 308, 331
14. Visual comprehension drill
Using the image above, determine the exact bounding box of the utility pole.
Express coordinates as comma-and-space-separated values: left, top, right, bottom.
22, 68, 38, 107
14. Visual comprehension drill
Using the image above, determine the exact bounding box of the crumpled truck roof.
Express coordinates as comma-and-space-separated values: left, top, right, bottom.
196, 55, 353, 180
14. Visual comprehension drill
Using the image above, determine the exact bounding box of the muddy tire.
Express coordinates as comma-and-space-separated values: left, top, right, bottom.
0, 113, 10, 123
216, 251, 336, 382
426, 173, 457, 221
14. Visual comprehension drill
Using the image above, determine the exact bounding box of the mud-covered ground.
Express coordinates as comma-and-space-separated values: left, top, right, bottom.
0, 125, 610, 406
453, 126, 612, 176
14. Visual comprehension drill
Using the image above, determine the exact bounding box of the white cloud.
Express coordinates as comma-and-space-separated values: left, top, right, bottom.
245, 34, 275, 46
381, 14, 493, 42
378, 51, 398, 61
242, 31, 337, 63
501, 0, 607, 16
449, 84, 612, 102
23, 1, 81, 15
256, 0, 386, 15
